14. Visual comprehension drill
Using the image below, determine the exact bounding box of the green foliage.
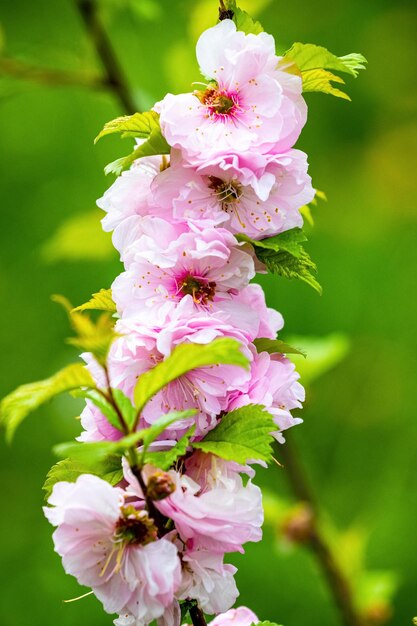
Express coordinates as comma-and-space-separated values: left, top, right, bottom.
283, 43, 367, 100
133, 338, 249, 416
300, 189, 327, 226
111, 388, 137, 431
73, 288, 116, 313
237, 229, 321, 293
144, 425, 196, 470
71, 388, 123, 432
54, 411, 195, 467
96, 110, 170, 176
43, 456, 123, 500
193, 404, 276, 464
0, 364, 95, 442
253, 337, 306, 357
255, 621, 284, 626
53, 295, 118, 365
222, 1, 264, 35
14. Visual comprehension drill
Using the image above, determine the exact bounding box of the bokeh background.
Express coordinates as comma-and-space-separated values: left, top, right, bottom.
0, 0, 416, 625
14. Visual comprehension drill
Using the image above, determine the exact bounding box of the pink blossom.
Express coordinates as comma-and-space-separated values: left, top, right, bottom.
156, 20, 306, 164
112, 228, 254, 323
97, 156, 166, 233
155, 467, 263, 554
178, 549, 238, 614
209, 607, 259, 626
227, 348, 304, 443
153, 149, 314, 239
44, 475, 181, 623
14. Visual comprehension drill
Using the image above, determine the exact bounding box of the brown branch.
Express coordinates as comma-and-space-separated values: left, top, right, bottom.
189, 604, 208, 626
74, 0, 137, 114
279, 438, 364, 626
0, 57, 106, 90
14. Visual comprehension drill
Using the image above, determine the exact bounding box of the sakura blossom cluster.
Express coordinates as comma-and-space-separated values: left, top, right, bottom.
45, 18, 314, 626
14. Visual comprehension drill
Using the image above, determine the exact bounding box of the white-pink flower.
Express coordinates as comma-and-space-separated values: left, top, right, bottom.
156, 20, 306, 163
155, 466, 263, 554
112, 228, 255, 323
44, 475, 181, 623
208, 607, 259, 626
178, 549, 238, 614
154, 149, 314, 239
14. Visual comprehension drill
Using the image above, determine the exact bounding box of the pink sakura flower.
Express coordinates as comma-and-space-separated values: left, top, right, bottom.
227, 348, 304, 443
155, 466, 263, 554
97, 156, 167, 233
111, 228, 255, 323
178, 549, 238, 614
153, 149, 314, 239
44, 475, 181, 624
156, 20, 306, 164
209, 607, 259, 626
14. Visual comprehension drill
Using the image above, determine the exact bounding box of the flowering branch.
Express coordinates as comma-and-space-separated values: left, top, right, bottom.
0, 56, 106, 90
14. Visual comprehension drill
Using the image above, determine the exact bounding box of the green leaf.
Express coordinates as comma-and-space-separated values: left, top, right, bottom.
43, 456, 123, 500
53, 296, 118, 365
282, 43, 367, 99
134, 338, 249, 416
112, 388, 137, 431
0, 364, 95, 443
144, 425, 196, 470
221, 1, 264, 35
72, 289, 116, 314
255, 621, 285, 626
253, 338, 306, 357
54, 411, 196, 467
95, 111, 161, 143
71, 388, 123, 432
193, 404, 276, 464
99, 111, 170, 176
286, 333, 350, 385
237, 229, 322, 294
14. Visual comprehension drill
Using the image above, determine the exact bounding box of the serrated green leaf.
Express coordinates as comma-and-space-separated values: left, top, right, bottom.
0, 364, 95, 442
71, 388, 123, 432
193, 404, 276, 464
112, 388, 137, 431
144, 425, 196, 470
253, 338, 306, 357
134, 338, 249, 416
286, 333, 350, 385
43, 456, 123, 500
237, 229, 321, 293
255, 620, 285, 626
282, 43, 367, 99
95, 111, 160, 143
221, 1, 264, 35
72, 289, 116, 313
54, 411, 196, 467
100, 111, 170, 176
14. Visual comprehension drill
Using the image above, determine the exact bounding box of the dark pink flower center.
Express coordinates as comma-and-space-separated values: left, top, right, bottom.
208, 176, 243, 211
196, 86, 240, 117
114, 507, 157, 545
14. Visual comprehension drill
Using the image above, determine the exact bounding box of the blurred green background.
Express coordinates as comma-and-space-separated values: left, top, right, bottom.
0, 0, 416, 625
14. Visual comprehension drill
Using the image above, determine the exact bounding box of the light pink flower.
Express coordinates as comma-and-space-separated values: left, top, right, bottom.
44, 475, 181, 623
155, 467, 263, 554
156, 20, 306, 163
227, 348, 304, 443
153, 149, 314, 239
209, 607, 259, 626
178, 549, 238, 614
112, 228, 255, 323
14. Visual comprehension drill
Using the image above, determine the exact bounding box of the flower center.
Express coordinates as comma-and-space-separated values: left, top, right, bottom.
208, 176, 243, 210
181, 275, 216, 305
195, 86, 236, 116
114, 507, 158, 546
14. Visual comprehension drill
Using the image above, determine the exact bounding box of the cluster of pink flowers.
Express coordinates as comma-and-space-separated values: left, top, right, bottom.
45, 18, 314, 626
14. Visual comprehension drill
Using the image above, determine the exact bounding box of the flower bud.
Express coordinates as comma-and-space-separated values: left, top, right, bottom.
147, 471, 176, 501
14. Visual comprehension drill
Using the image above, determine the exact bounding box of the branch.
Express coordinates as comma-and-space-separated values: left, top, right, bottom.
189, 604, 208, 626
0, 56, 106, 90
279, 438, 364, 626
74, 0, 137, 114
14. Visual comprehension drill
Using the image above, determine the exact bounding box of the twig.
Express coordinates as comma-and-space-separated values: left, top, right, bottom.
0, 57, 106, 90
280, 438, 364, 626
189, 604, 208, 626
74, 0, 137, 114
